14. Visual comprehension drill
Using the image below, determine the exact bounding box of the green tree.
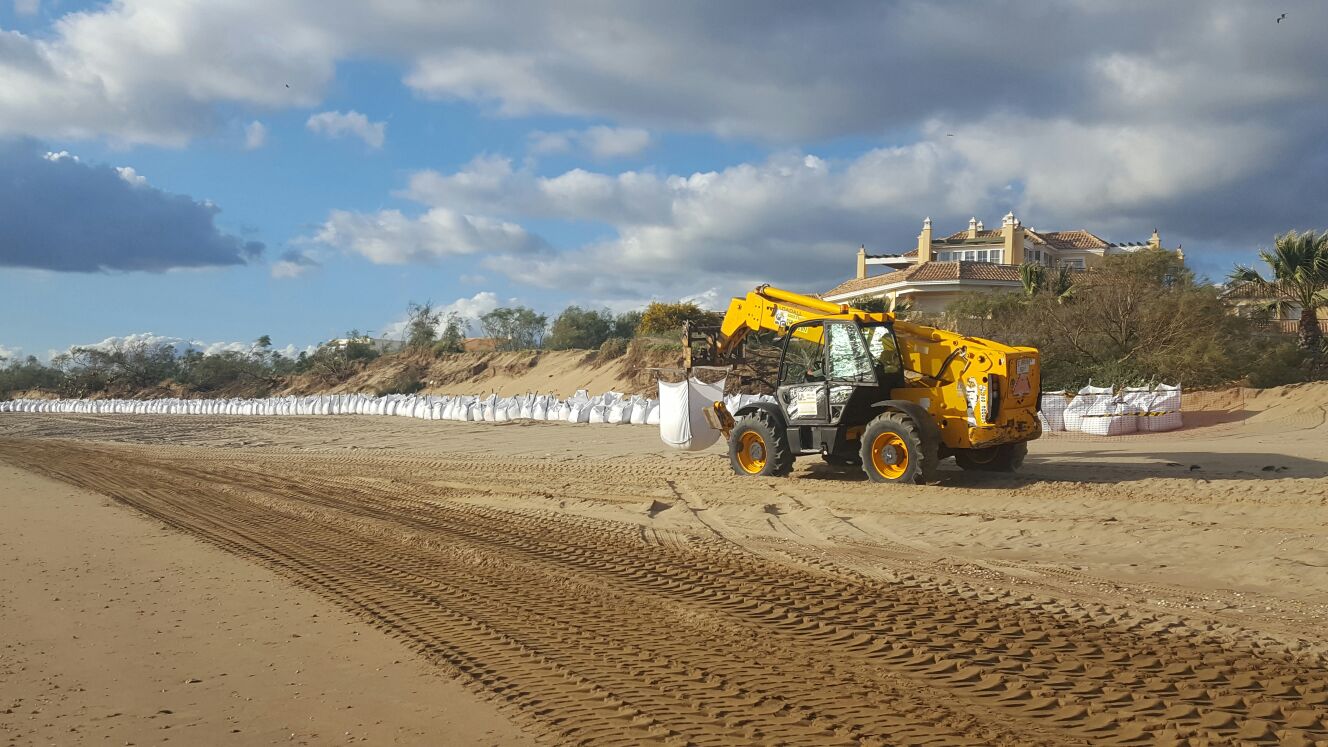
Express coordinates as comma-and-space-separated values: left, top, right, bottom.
546, 306, 614, 349
0, 355, 64, 398
1230, 229, 1328, 356
611, 310, 644, 339
433, 312, 467, 354
479, 307, 548, 350
1019, 262, 1046, 297
404, 301, 443, 349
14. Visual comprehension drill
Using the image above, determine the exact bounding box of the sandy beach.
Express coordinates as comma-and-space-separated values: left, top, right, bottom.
2, 383, 1326, 744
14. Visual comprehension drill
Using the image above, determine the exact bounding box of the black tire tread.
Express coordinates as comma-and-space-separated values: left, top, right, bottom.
729, 410, 794, 477
858, 411, 939, 484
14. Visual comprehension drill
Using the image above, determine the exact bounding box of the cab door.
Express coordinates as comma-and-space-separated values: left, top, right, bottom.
776, 321, 829, 425
822, 321, 879, 425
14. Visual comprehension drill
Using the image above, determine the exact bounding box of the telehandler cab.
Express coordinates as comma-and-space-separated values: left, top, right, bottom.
683, 285, 1042, 483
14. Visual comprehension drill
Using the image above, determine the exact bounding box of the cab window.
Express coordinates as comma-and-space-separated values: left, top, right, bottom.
863, 324, 903, 376
825, 323, 877, 383
779, 323, 825, 386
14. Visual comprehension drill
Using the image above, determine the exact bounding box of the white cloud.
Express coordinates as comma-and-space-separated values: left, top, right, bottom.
581, 126, 651, 158
0, 343, 21, 360
310, 207, 547, 264
0, 1, 1322, 149
528, 126, 651, 159
244, 120, 267, 150
328, 111, 1288, 303
12, 0, 38, 17
115, 166, 147, 186
305, 110, 385, 149
67, 333, 253, 358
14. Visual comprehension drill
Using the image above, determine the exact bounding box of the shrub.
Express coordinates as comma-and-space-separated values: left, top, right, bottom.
637, 302, 722, 336
596, 337, 629, 362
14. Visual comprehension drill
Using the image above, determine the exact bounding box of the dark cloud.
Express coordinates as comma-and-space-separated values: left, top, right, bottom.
0, 140, 263, 272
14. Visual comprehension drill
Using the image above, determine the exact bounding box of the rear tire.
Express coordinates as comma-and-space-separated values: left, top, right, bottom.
729, 410, 793, 477
954, 442, 1027, 472
859, 412, 938, 484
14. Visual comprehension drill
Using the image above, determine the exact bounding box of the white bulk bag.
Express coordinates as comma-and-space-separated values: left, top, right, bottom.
608, 402, 631, 424
658, 377, 726, 451
1064, 385, 1111, 432
1118, 386, 1152, 425
566, 401, 592, 423
1142, 384, 1183, 432
1078, 389, 1134, 436
1039, 391, 1069, 432
589, 404, 609, 424
629, 399, 649, 425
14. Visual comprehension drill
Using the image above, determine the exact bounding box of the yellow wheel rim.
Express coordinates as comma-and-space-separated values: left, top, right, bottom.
736, 431, 767, 474
870, 432, 909, 480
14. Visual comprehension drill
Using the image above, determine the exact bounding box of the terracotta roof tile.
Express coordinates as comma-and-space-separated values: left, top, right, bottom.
821, 270, 907, 298
1036, 229, 1108, 251
824, 261, 1022, 297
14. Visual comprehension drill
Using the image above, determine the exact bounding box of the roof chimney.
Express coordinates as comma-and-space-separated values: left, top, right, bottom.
917, 217, 933, 261
967, 217, 978, 239
1149, 228, 1161, 248
976, 220, 984, 231
856, 244, 867, 279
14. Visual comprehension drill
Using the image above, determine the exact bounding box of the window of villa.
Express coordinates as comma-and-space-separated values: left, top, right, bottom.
939, 248, 1002, 263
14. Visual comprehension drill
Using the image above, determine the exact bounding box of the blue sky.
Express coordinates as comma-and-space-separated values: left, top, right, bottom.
3, 1, 1327, 360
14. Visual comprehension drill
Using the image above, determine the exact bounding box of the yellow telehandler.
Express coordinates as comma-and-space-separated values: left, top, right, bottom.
684, 285, 1042, 483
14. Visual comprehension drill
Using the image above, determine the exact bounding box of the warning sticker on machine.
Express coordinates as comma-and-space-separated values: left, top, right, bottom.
796, 390, 819, 415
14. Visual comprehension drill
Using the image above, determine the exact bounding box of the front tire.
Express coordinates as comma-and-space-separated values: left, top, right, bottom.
859, 412, 938, 484
729, 410, 793, 477
954, 442, 1027, 472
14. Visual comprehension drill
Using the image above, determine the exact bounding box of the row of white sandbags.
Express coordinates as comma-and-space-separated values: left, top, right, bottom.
0, 391, 667, 425
1039, 383, 1182, 435
0, 389, 777, 432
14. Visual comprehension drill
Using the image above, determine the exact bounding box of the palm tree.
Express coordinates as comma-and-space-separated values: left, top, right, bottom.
1048, 265, 1075, 304
1230, 229, 1328, 354
1019, 262, 1046, 296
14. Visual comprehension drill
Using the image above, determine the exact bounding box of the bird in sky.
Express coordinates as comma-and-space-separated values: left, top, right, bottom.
1277, 13, 1287, 22
285, 83, 291, 88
